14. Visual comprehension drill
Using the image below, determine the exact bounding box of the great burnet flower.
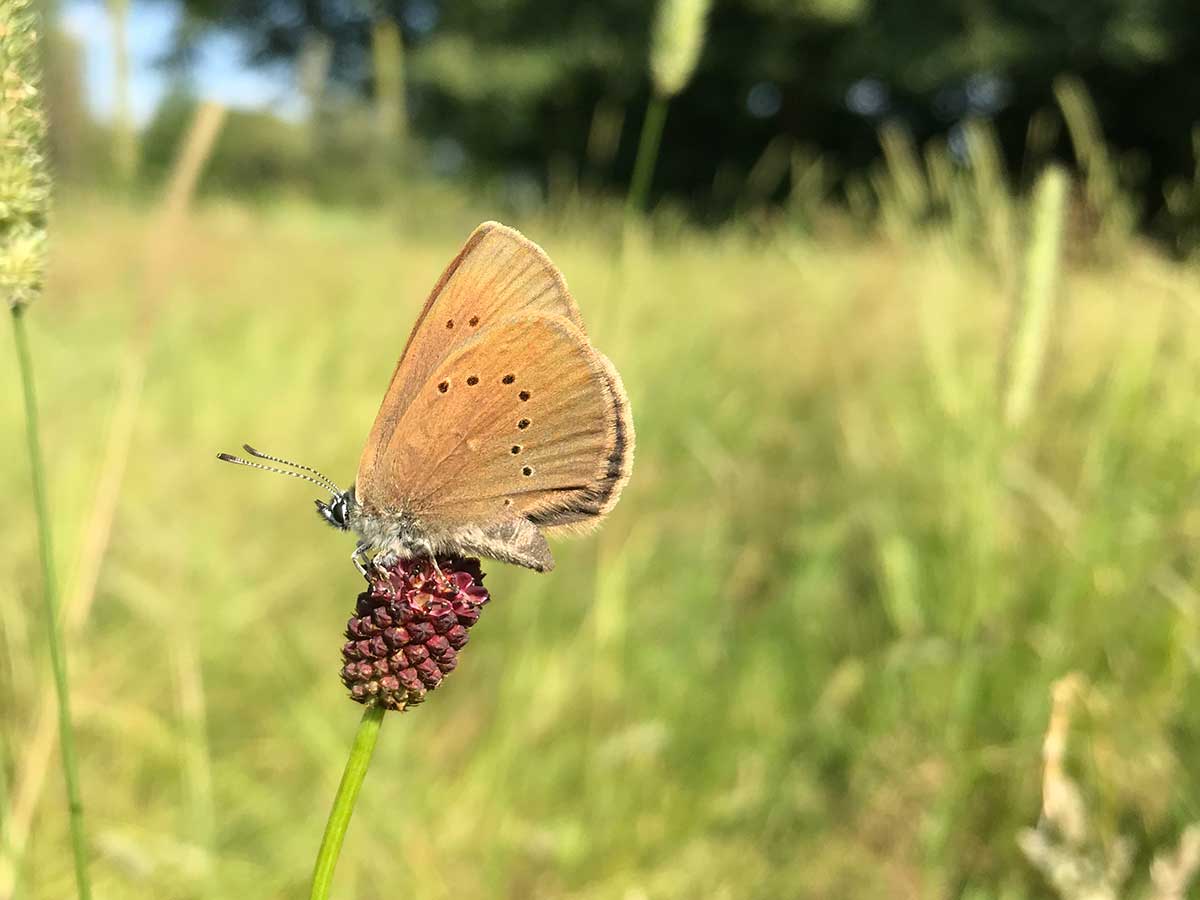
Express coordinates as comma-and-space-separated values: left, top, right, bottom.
340, 557, 489, 711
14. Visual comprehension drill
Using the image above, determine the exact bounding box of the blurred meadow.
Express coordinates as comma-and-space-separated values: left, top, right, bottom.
5, 1, 1200, 898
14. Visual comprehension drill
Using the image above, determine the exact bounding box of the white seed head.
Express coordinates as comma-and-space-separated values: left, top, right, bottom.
0, 223, 46, 308
650, 0, 712, 98
0, 0, 49, 310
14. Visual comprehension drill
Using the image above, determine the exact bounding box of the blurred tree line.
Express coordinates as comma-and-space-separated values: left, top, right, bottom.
43, 0, 1200, 243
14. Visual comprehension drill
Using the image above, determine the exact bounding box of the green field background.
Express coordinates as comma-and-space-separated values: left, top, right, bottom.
3, 188, 1200, 898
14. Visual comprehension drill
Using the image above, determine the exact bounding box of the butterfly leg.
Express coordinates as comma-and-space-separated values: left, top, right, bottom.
371, 552, 397, 579
351, 542, 371, 578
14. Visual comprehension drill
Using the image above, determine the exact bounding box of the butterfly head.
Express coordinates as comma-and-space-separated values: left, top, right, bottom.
316, 489, 355, 531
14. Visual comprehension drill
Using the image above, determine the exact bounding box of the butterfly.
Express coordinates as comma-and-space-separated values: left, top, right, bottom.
219, 222, 633, 575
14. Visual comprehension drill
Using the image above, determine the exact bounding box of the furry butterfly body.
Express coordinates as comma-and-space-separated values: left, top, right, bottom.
219, 222, 633, 574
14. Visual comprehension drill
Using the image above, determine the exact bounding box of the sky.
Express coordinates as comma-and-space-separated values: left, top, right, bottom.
61, 0, 302, 125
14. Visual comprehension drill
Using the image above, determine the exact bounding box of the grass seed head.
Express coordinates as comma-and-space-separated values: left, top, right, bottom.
650, 0, 712, 98
0, 0, 49, 310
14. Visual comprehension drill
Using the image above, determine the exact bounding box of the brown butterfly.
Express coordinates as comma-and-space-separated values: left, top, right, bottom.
219, 222, 633, 574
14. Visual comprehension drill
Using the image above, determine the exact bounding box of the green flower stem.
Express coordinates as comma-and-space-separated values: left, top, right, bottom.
309, 704, 386, 899
10, 305, 92, 900
626, 93, 669, 219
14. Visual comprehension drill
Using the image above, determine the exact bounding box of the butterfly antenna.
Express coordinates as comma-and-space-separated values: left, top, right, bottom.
216, 452, 341, 495
239, 444, 342, 494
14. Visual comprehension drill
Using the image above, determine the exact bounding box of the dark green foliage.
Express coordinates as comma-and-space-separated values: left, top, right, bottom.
166, 0, 1200, 232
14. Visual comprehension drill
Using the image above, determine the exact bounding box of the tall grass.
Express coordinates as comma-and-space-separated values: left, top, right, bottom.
1, 3, 91, 897
1004, 165, 1068, 428
1054, 77, 1136, 252
1019, 675, 1200, 899
106, 0, 137, 183
0, 100, 225, 899
1, 66, 1199, 896
0, 173, 1198, 895
369, 13, 407, 153
626, 0, 711, 219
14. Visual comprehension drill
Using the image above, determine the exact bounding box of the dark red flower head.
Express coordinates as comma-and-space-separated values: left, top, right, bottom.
340, 557, 490, 711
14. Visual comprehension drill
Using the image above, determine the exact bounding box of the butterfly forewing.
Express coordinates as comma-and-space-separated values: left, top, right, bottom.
357, 222, 585, 489
357, 313, 632, 535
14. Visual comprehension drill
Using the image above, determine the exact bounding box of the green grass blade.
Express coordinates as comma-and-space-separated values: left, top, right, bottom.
625, 94, 669, 221
9, 306, 92, 900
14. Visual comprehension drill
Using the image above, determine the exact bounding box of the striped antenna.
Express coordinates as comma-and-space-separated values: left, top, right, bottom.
240, 444, 342, 494
217, 452, 341, 495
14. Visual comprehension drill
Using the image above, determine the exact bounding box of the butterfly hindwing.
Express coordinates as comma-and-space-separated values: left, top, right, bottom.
532, 346, 632, 532
357, 313, 633, 546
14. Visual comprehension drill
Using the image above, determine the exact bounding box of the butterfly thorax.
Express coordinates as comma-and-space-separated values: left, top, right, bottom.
342, 489, 432, 559
334, 485, 556, 572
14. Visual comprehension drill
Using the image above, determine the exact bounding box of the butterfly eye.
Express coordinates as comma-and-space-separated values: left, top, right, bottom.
522, 466, 533, 476
466, 375, 479, 386
502, 374, 515, 384
438, 380, 449, 393
517, 419, 530, 429
518, 391, 530, 401
468, 316, 479, 326
316, 498, 349, 531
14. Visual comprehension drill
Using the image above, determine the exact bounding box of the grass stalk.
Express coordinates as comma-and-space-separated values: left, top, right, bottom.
1054, 76, 1133, 249
172, 632, 215, 886
1, 4, 90, 895
370, 14, 407, 150
625, 94, 668, 220
107, 0, 138, 183
309, 704, 386, 900
624, 0, 710, 224
9, 307, 91, 900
